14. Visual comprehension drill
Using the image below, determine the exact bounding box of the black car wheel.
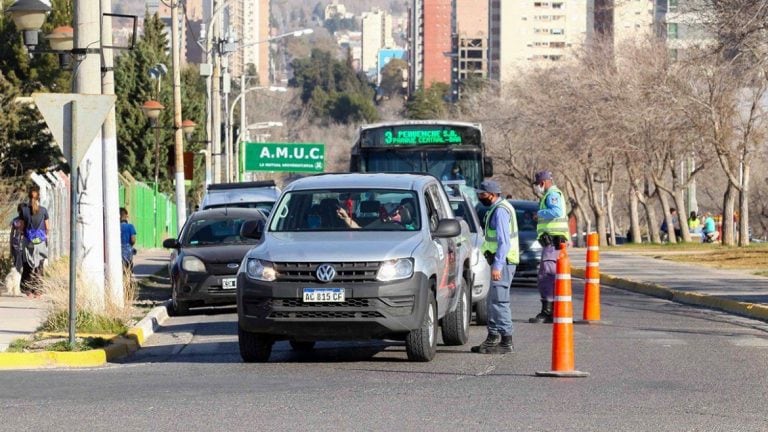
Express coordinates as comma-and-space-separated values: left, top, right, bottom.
441, 277, 470, 345
169, 287, 189, 316
238, 325, 273, 363
405, 289, 437, 362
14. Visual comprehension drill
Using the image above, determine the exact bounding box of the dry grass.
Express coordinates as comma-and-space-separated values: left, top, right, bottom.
35, 258, 137, 333
609, 242, 768, 275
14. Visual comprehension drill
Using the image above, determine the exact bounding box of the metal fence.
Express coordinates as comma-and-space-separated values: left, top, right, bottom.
119, 174, 178, 248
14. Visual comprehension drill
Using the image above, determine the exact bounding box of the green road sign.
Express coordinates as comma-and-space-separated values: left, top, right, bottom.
244, 142, 325, 173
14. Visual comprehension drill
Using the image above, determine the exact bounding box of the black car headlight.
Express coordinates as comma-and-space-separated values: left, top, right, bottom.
182, 256, 206, 273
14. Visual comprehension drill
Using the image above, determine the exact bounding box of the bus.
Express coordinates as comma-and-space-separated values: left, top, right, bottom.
349, 120, 493, 189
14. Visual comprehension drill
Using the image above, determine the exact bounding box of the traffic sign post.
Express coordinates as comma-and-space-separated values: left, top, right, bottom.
32, 93, 116, 348
244, 143, 325, 173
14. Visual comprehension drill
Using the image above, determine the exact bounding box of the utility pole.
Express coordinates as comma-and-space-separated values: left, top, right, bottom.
171, 0, 187, 227
211, 0, 222, 183
73, 0, 106, 307
101, 0, 123, 305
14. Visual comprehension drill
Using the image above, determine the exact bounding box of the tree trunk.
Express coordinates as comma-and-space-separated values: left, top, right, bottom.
629, 191, 642, 243
722, 182, 736, 246
739, 164, 750, 246
606, 189, 617, 246
673, 188, 692, 243
642, 200, 661, 243
658, 192, 676, 243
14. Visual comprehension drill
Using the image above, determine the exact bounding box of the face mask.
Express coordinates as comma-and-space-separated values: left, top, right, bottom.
479, 196, 494, 207
534, 184, 544, 195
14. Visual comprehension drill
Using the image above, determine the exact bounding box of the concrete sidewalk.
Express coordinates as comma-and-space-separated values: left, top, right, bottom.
569, 248, 768, 322
0, 249, 170, 353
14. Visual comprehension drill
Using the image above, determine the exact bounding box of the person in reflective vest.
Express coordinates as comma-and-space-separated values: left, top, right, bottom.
530, 170, 569, 324
471, 180, 520, 354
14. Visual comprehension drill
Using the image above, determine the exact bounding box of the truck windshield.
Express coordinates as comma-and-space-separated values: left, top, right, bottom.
269, 189, 421, 232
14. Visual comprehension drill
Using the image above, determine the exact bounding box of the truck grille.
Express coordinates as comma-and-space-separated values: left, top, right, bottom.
272, 261, 380, 282
269, 311, 385, 319
276, 298, 370, 308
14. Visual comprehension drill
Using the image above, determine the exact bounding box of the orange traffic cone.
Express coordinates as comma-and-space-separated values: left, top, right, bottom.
536, 244, 589, 378
582, 232, 601, 322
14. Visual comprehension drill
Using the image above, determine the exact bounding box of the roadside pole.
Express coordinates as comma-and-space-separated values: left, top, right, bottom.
68, 102, 78, 347
74, 0, 106, 309
211, 0, 222, 183
101, 0, 124, 305
171, 1, 187, 227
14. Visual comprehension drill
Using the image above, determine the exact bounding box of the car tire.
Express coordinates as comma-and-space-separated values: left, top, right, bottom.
441, 277, 470, 345
405, 290, 437, 362
238, 325, 273, 363
475, 296, 489, 325
169, 289, 189, 316
289, 341, 316, 351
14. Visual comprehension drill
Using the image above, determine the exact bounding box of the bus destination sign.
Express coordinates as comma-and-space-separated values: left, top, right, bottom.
383, 128, 463, 145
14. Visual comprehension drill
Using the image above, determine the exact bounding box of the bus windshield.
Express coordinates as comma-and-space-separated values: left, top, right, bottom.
362, 150, 483, 188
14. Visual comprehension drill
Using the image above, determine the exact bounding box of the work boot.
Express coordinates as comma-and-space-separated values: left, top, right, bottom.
528, 300, 553, 323
471, 333, 501, 354
497, 335, 514, 354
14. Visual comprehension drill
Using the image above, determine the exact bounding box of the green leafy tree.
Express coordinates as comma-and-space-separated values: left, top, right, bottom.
289, 48, 378, 124
406, 83, 450, 119
114, 13, 206, 194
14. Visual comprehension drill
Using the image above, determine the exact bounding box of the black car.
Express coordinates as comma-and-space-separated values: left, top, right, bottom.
163, 208, 266, 315
477, 199, 542, 278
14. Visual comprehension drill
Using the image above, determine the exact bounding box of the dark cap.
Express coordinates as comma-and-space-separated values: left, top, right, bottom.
476, 180, 502, 194
533, 170, 553, 184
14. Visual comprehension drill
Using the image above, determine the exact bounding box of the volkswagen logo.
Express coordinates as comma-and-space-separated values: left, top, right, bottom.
227, 263, 239, 269
315, 264, 336, 283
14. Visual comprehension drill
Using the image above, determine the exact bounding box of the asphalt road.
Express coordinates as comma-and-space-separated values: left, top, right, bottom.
1, 281, 767, 432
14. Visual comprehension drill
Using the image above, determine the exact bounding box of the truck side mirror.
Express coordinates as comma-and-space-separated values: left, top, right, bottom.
433, 219, 461, 238
483, 157, 494, 178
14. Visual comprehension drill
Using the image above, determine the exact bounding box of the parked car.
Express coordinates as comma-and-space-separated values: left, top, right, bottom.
162, 208, 267, 315
477, 199, 542, 279
444, 186, 492, 325
200, 180, 280, 214
236, 173, 472, 362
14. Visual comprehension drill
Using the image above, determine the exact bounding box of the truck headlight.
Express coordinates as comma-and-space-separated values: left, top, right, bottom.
246, 259, 276, 281
377, 258, 414, 282
182, 256, 206, 273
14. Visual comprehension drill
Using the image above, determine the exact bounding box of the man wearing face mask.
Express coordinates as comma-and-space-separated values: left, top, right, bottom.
471, 180, 519, 354
530, 170, 569, 324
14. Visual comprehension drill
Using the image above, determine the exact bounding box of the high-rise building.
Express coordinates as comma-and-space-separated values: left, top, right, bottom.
594, 0, 664, 51
408, 0, 453, 93
663, 0, 713, 59
489, 0, 594, 83
456, 0, 488, 80
227, 0, 270, 83
362, 9, 395, 78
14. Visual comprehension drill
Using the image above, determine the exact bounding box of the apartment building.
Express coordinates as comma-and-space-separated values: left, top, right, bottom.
664, 0, 713, 59
362, 9, 395, 78
456, 0, 488, 80
408, 0, 454, 93
489, 0, 594, 83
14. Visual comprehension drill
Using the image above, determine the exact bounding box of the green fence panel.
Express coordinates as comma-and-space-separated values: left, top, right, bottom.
119, 179, 178, 249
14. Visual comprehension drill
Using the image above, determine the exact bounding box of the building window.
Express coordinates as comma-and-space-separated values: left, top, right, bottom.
667, 23, 678, 39
551, 28, 564, 35
552, 2, 563, 8
668, 0, 678, 12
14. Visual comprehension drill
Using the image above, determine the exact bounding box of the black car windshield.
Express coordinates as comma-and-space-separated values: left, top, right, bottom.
204, 201, 274, 214
477, 201, 538, 231
182, 217, 260, 246
270, 189, 421, 232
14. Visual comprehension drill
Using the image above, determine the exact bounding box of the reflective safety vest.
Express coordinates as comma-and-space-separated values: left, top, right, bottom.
481, 199, 519, 265
537, 185, 569, 239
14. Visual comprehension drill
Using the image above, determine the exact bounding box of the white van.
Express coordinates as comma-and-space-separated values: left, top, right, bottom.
200, 181, 281, 215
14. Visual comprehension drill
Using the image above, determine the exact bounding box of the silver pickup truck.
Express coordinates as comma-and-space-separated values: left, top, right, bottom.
236, 173, 472, 362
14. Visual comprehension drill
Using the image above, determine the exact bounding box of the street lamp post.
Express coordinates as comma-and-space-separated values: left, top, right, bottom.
141, 100, 165, 247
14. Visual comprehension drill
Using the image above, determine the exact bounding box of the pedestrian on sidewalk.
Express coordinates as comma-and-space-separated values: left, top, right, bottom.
9, 203, 26, 273
21, 187, 49, 297
530, 170, 569, 324
120, 207, 137, 271
471, 180, 519, 354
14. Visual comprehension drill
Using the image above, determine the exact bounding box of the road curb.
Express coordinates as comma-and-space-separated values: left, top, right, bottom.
571, 267, 768, 323
0, 300, 170, 370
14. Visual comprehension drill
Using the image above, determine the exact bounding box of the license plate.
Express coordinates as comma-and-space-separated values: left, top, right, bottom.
303, 288, 345, 303
222, 278, 237, 290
